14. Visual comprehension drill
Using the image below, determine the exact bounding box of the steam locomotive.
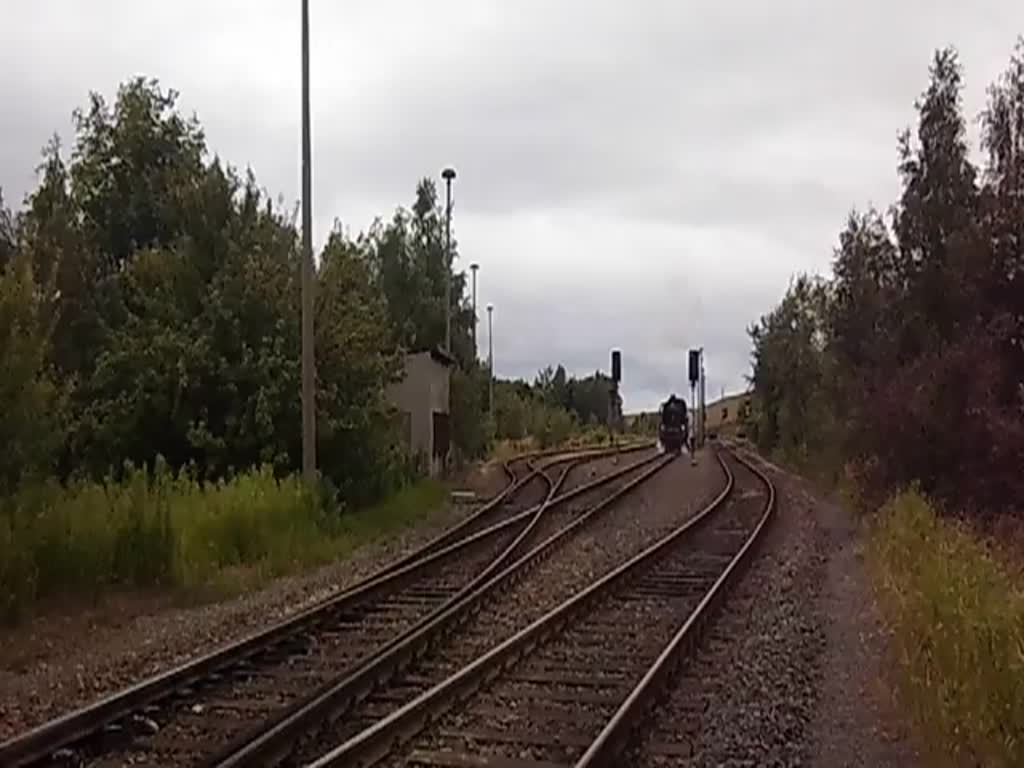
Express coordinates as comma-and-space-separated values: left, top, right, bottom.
658, 394, 690, 454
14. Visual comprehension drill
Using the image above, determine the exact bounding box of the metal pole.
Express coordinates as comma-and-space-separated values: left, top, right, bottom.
690, 382, 697, 450
442, 168, 456, 354
487, 304, 494, 413
699, 348, 706, 447
300, 0, 316, 483
470, 263, 479, 360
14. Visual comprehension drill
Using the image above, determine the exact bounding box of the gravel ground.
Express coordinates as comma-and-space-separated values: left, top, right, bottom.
302, 450, 727, 763
557, 446, 657, 496
621, 448, 921, 767
413, 450, 725, 678
391, 453, 765, 767
0, 448, 644, 743
0, 502, 481, 743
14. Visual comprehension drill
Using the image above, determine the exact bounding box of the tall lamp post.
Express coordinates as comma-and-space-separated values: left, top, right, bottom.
487, 303, 494, 413
442, 167, 456, 354
470, 263, 479, 360
300, 0, 316, 483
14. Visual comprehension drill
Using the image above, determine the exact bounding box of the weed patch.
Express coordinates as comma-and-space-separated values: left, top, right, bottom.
867, 490, 1024, 767
0, 463, 447, 624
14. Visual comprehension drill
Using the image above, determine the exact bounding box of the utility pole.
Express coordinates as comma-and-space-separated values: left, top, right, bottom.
487, 303, 494, 413
442, 167, 456, 354
470, 262, 479, 359
300, 0, 316, 483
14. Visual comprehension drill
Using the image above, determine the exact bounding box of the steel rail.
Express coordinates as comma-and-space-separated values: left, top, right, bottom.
368, 441, 650, 583
185, 460, 570, 768
305, 450, 733, 768
573, 445, 776, 767
211, 451, 672, 767
0, 503, 538, 768
0, 444, 654, 767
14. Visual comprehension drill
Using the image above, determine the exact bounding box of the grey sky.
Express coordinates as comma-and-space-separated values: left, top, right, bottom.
2, 1, 1020, 411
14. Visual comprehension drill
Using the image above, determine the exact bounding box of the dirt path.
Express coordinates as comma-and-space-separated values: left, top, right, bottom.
746, 452, 924, 767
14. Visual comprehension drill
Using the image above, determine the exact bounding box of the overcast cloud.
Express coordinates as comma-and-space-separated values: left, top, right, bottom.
2, 1, 1020, 411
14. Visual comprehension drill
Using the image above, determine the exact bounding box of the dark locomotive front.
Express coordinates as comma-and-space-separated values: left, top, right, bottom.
658, 395, 689, 454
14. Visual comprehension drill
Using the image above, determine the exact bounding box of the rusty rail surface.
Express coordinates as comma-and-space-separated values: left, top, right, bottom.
210, 451, 673, 768
305, 445, 772, 768
0, 442, 655, 767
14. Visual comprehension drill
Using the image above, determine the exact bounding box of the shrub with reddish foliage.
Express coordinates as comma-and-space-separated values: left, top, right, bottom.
864, 319, 1024, 516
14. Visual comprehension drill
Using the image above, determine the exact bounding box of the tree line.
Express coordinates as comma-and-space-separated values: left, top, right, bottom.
0, 77, 622, 510
489, 365, 622, 447
748, 40, 1024, 520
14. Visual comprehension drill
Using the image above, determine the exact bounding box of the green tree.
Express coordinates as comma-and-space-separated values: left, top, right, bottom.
748, 274, 834, 466
449, 363, 492, 463
315, 230, 404, 503
894, 47, 982, 356
0, 250, 65, 495
5, 77, 412, 504
493, 381, 530, 440
748, 41, 1024, 513
0, 191, 14, 272
70, 78, 205, 271
981, 36, 1024, 383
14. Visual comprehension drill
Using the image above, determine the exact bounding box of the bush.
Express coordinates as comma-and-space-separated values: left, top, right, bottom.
0, 460, 446, 623
450, 364, 492, 464
868, 490, 1024, 767
534, 407, 574, 449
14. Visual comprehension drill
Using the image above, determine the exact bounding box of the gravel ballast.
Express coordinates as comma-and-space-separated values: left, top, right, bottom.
0, 449, 631, 743
556, 446, 656, 496
622, 448, 921, 766
380, 451, 764, 767
299, 450, 727, 762
413, 450, 726, 679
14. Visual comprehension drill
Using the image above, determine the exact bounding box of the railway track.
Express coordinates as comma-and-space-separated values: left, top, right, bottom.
0, 443, 656, 768
235, 452, 676, 768
202, 450, 675, 768
390, 442, 653, 573
302, 444, 773, 768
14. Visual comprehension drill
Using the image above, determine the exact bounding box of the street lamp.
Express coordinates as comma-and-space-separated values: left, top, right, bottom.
300, 0, 316, 483
486, 303, 494, 413
470, 263, 479, 359
442, 167, 456, 354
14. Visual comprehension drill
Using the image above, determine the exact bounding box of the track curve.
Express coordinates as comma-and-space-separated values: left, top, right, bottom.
305, 444, 773, 768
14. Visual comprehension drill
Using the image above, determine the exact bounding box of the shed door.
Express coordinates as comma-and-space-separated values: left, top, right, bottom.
432, 411, 450, 458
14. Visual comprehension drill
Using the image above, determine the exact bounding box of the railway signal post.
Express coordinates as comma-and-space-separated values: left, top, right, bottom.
699, 349, 706, 446
610, 349, 621, 448
688, 348, 701, 464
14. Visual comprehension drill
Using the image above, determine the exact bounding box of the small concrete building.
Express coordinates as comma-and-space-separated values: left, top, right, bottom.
387, 347, 453, 478
704, 391, 753, 434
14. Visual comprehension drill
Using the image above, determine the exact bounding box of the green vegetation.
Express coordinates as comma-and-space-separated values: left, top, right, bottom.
748, 39, 1024, 762
748, 42, 1024, 513
868, 492, 1024, 767
490, 424, 628, 461
0, 76, 633, 622
491, 365, 624, 449
0, 462, 445, 622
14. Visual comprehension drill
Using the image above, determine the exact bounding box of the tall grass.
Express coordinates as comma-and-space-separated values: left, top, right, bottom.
868, 490, 1024, 767
0, 460, 446, 623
